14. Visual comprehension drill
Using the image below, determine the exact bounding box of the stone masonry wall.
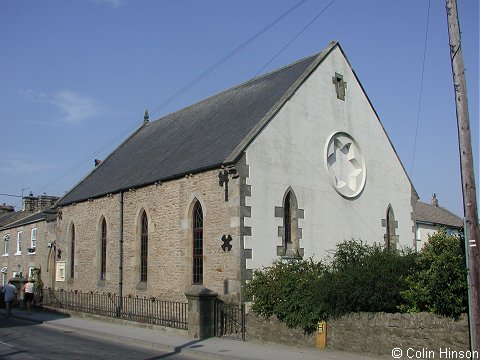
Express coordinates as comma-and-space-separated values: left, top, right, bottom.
1, 218, 57, 289
56, 168, 242, 302
246, 312, 469, 356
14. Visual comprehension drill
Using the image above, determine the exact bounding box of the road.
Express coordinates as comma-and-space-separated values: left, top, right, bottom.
0, 317, 194, 359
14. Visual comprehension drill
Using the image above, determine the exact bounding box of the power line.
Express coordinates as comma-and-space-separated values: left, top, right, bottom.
410, 0, 431, 177
32, 0, 308, 197
254, 0, 338, 78
0, 193, 22, 198
149, 0, 308, 117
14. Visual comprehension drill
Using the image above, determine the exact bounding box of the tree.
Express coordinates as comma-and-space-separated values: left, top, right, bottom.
399, 229, 468, 318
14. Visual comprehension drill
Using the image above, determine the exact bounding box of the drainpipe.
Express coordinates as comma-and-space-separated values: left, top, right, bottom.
117, 191, 123, 316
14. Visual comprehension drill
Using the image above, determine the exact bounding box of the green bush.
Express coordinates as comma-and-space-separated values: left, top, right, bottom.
245, 258, 329, 332
325, 241, 417, 316
246, 233, 468, 332
245, 239, 418, 332
399, 229, 468, 318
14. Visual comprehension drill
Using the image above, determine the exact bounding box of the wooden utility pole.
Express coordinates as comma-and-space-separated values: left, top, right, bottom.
445, 0, 480, 352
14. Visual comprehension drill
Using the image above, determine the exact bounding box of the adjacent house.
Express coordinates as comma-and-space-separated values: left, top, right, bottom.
413, 193, 463, 251
53, 41, 417, 302
0, 195, 58, 287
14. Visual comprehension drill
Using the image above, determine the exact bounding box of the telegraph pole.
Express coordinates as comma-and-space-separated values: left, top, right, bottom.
445, 0, 480, 352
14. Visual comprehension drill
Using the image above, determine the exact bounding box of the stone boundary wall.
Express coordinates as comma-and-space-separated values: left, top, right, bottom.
246, 312, 469, 356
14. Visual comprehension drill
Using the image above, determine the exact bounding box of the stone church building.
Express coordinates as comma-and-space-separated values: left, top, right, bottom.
54, 41, 416, 302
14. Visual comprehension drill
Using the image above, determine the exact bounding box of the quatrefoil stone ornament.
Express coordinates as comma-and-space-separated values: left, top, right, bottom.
325, 132, 366, 198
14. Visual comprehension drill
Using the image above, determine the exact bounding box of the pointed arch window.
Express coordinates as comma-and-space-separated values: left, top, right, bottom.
70, 224, 75, 278
100, 219, 107, 280
284, 192, 292, 245
275, 188, 304, 258
140, 211, 148, 282
192, 202, 203, 285
385, 206, 397, 251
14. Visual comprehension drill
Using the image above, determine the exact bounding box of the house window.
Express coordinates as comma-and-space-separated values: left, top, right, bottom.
192, 202, 203, 285
100, 219, 107, 280
28, 267, 35, 278
70, 224, 75, 278
140, 211, 148, 283
1, 267, 7, 285
2, 234, 9, 255
16, 232, 22, 255
30, 228, 37, 253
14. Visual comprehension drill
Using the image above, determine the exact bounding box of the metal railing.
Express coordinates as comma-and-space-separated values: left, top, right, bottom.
214, 300, 245, 340
42, 288, 188, 330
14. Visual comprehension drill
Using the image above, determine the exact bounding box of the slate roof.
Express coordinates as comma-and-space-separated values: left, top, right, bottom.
413, 201, 463, 228
0, 211, 30, 229
58, 42, 338, 206
0, 210, 56, 231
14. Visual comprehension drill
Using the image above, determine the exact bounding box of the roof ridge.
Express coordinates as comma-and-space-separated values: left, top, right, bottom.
149, 46, 333, 125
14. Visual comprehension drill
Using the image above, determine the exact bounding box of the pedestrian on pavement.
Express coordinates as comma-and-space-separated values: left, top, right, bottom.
2, 280, 17, 318
22, 278, 35, 312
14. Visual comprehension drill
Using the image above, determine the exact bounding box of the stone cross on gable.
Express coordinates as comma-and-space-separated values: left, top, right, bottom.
332, 73, 347, 101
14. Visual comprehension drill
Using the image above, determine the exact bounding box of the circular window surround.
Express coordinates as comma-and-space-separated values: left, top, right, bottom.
324, 131, 367, 198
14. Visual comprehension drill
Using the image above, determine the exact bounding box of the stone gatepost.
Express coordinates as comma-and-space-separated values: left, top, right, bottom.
185, 285, 218, 338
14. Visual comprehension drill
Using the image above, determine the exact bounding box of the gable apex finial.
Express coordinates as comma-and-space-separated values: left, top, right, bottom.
143, 108, 149, 124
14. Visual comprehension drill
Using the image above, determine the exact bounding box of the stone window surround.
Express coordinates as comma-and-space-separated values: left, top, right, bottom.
275, 188, 304, 258
96, 216, 108, 286
15, 231, 22, 255
134, 207, 151, 291
192, 201, 204, 285
183, 194, 207, 292
68, 223, 76, 280
382, 204, 399, 251
30, 228, 37, 252
2, 233, 9, 256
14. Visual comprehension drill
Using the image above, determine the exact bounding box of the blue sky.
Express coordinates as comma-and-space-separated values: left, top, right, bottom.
0, 0, 478, 217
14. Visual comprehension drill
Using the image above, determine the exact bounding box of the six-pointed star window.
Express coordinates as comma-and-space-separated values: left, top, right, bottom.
326, 133, 366, 197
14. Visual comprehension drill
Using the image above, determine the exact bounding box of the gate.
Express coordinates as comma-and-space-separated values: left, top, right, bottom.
214, 300, 245, 340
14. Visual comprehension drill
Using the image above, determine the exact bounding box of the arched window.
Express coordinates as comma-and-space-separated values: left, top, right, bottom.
284, 192, 292, 246
386, 206, 397, 251
100, 219, 107, 280
192, 202, 203, 285
140, 211, 148, 282
70, 224, 75, 278
276, 188, 304, 258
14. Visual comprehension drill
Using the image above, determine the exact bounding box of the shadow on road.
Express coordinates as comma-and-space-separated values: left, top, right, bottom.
144, 339, 206, 359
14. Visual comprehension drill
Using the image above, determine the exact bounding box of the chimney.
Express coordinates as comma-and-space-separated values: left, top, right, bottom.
0, 203, 14, 214
431, 193, 439, 207
22, 193, 60, 213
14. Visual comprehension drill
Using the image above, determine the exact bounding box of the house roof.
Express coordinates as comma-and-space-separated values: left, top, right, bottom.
58, 42, 337, 206
413, 201, 463, 228
0, 210, 56, 231
0, 211, 30, 229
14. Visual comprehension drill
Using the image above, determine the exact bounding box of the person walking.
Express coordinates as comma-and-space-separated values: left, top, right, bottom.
22, 278, 35, 311
2, 280, 17, 318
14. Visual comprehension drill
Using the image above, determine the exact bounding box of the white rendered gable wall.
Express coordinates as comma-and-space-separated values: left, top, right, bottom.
244, 47, 414, 270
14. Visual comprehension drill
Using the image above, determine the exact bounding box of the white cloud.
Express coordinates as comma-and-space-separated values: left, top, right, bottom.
0, 159, 48, 175
88, 0, 122, 8
20, 89, 102, 124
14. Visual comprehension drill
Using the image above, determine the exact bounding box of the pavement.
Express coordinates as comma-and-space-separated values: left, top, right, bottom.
0, 307, 389, 360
